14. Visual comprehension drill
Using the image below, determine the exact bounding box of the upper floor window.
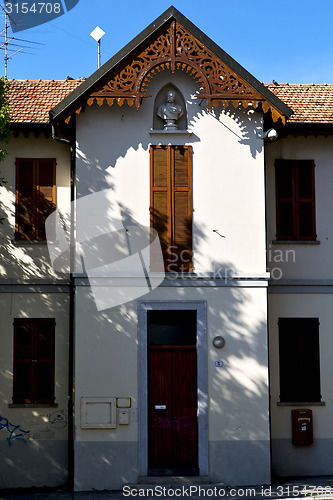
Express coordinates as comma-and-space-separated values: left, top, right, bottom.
150, 145, 192, 272
278, 317, 321, 403
13, 318, 55, 405
275, 160, 316, 241
15, 158, 56, 240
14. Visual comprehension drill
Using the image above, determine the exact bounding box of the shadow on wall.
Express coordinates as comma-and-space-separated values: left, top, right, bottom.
75, 94, 262, 198
0, 290, 70, 488
0, 77, 263, 278
0, 90, 267, 488
0, 140, 70, 281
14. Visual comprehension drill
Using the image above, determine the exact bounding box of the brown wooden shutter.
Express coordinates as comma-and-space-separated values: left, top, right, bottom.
278, 318, 321, 402
13, 319, 35, 404
171, 147, 192, 271
35, 319, 55, 404
36, 159, 56, 240
297, 160, 316, 240
275, 160, 316, 241
15, 159, 35, 240
275, 160, 295, 240
15, 159, 56, 241
13, 318, 55, 404
150, 146, 192, 272
150, 147, 170, 266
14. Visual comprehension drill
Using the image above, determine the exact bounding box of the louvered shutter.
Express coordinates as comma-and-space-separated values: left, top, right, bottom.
13, 319, 35, 404
150, 146, 192, 272
275, 159, 316, 240
15, 159, 35, 240
171, 147, 192, 271
275, 159, 294, 239
297, 160, 316, 240
36, 159, 56, 240
278, 318, 321, 402
13, 318, 55, 404
35, 319, 55, 404
15, 159, 56, 240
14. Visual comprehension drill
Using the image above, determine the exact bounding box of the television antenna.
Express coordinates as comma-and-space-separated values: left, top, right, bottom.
90, 26, 105, 69
0, 1, 45, 77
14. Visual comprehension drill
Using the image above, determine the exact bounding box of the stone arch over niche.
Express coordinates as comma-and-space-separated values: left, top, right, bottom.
153, 83, 187, 131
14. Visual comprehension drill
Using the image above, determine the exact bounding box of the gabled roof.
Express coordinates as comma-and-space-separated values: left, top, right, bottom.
266, 83, 333, 123
9, 79, 84, 123
49, 6, 292, 125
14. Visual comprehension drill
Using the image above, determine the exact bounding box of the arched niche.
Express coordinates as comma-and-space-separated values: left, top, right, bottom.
153, 83, 187, 131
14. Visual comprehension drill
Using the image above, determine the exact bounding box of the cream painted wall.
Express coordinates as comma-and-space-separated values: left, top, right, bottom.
266, 135, 333, 280
0, 133, 71, 281
268, 292, 333, 476
0, 292, 69, 435
0, 291, 69, 488
74, 283, 270, 488
76, 69, 267, 276
269, 292, 333, 438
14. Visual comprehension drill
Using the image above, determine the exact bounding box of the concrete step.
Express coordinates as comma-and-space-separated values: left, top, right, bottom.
136, 476, 216, 485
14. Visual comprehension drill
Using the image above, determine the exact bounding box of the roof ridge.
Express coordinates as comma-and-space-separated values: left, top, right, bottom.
265, 82, 333, 86
10, 78, 85, 82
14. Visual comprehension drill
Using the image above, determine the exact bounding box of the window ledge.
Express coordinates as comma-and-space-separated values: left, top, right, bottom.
277, 401, 325, 406
11, 240, 58, 246
272, 240, 320, 245
9, 403, 58, 408
149, 129, 193, 135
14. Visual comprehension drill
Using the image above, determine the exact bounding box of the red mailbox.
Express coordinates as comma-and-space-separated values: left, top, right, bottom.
291, 409, 313, 445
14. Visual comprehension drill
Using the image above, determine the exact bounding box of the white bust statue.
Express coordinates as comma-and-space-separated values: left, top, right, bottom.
157, 90, 184, 130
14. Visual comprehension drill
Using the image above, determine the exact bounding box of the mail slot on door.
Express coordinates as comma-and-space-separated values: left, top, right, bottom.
291, 409, 313, 445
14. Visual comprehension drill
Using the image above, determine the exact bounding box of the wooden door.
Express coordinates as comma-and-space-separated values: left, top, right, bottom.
147, 310, 198, 475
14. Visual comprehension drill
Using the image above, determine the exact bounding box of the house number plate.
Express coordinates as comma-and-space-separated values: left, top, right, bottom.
155, 405, 166, 410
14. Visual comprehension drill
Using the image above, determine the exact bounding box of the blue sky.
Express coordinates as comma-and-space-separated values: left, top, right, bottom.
1, 0, 333, 84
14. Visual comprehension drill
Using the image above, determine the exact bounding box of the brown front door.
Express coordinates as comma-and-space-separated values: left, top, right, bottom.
147, 310, 198, 475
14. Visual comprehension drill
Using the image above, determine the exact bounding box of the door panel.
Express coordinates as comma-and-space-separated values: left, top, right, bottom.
147, 310, 198, 475
148, 349, 173, 468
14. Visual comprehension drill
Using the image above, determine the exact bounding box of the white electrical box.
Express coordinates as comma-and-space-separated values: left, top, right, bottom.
81, 397, 116, 428
118, 409, 130, 425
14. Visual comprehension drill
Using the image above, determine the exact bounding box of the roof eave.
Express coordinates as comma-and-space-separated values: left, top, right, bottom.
50, 5, 292, 122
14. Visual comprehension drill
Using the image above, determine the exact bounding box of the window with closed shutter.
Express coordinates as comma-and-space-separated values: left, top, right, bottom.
150, 146, 192, 272
13, 318, 55, 405
15, 158, 56, 240
275, 160, 316, 240
278, 318, 321, 402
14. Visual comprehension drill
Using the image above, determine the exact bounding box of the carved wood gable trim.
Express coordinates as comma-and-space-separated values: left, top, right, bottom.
64, 20, 285, 124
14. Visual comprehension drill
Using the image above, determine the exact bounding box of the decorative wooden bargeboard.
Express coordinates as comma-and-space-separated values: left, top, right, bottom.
64, 20, 285, 124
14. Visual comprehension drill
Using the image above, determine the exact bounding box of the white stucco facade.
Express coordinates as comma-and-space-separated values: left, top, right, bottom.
4, 7, 333, 492
0, 290, 69, 488
0, 132, 71, 488
70, 66, 271, 489
266, 134, 333, 477
75, 71, 267, 277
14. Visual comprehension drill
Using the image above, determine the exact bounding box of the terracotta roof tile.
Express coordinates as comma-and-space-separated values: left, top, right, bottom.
265, 83, 333, 123
9, 79, 84, 123
8, 79, 333, 125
